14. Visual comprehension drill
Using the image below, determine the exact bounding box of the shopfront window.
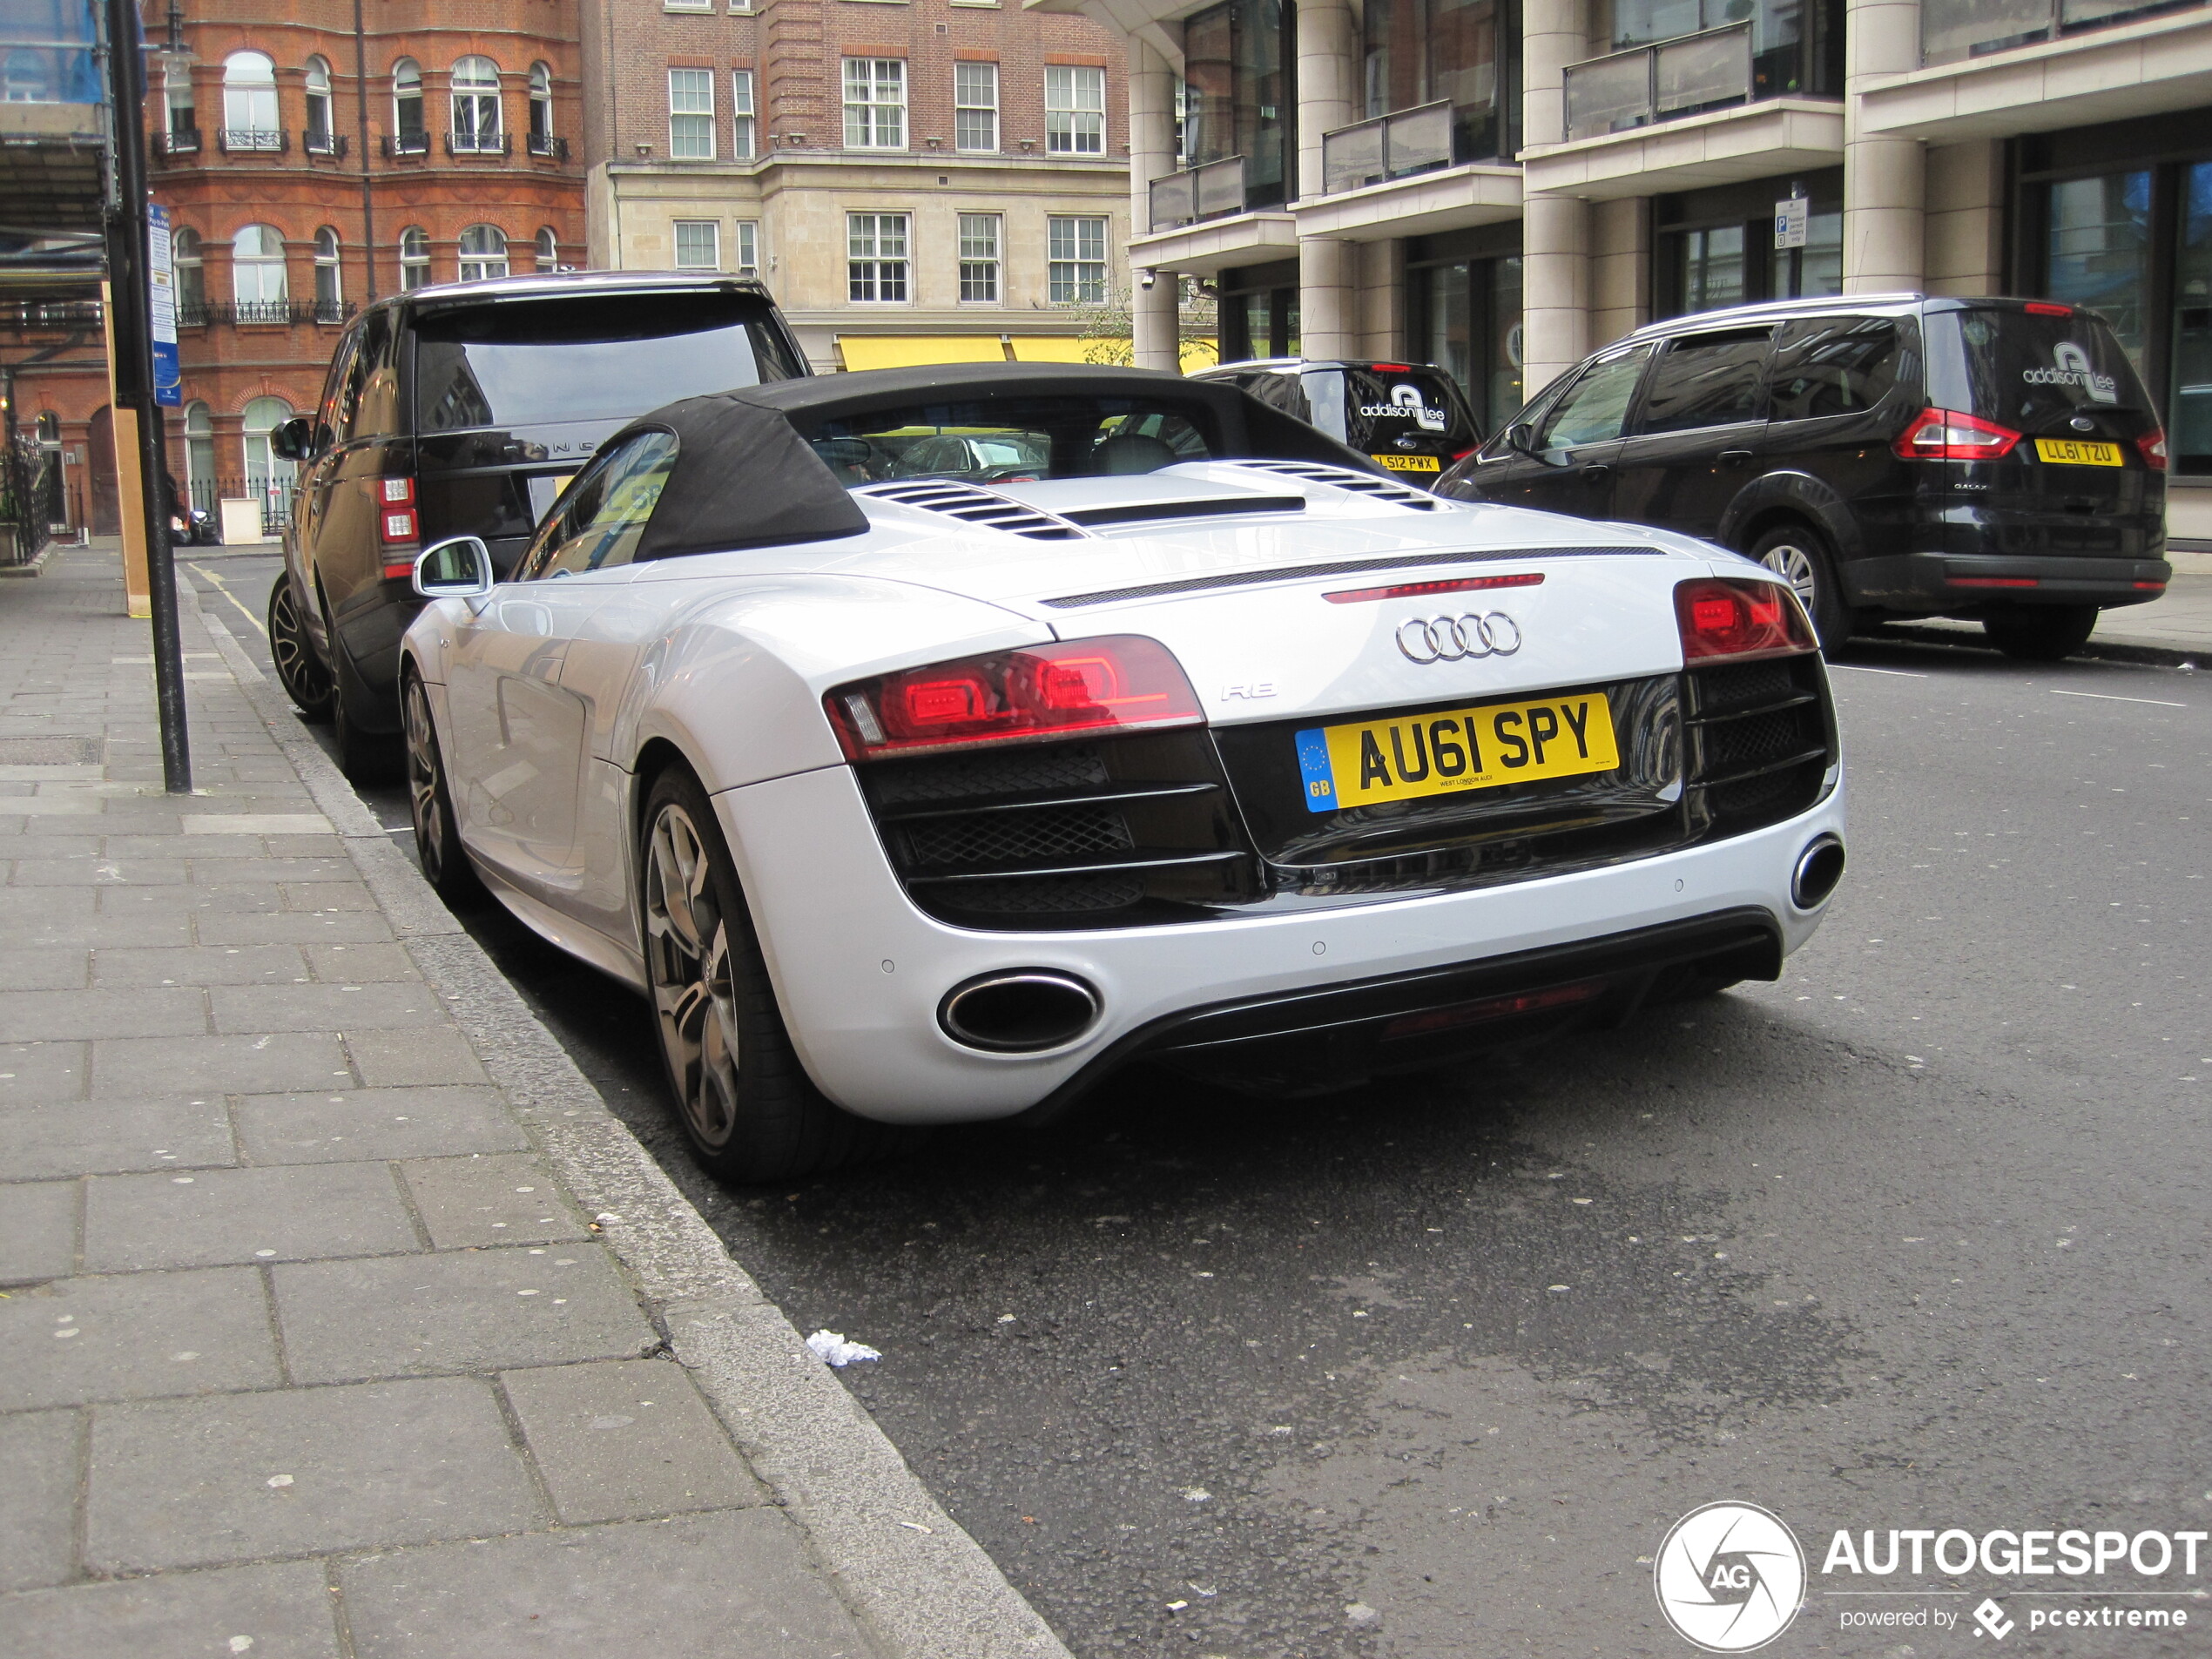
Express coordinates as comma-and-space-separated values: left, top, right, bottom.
1415, 253, 1523, 430
1655, 172, 1840, 320
1183, 0, 1291, 211
1361, 0, 1519, 164
2175, 164, 2212, 474
1222, 265, 1300, 360
2044, 171, 2151, 367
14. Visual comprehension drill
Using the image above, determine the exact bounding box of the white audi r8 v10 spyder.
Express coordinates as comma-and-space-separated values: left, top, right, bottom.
400, 365, 1845, 1182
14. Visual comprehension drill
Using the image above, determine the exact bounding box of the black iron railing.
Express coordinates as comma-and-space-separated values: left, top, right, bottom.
217, 127, 288, 154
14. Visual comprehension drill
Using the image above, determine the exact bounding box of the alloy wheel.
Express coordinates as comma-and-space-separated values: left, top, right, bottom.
644, 802, 743, 1150
1759, 543, 1821, 612
402, 678, 448, 886
268, 579, 333, 713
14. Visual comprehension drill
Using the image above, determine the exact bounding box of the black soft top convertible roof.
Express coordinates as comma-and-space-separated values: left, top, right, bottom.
627, 362, 1383, 563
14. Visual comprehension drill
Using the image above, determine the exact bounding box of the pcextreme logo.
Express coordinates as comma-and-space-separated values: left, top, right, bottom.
1655, 1502, 1808, 1652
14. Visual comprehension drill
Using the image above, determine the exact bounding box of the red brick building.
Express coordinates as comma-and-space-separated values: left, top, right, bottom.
17, 0, 585, 536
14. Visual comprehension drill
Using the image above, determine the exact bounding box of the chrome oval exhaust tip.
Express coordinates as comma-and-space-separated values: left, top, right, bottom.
939, 970, 1102, 1055
1791, 833, 1846, 910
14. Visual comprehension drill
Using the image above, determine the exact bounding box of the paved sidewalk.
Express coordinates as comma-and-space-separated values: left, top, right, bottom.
0, 542, 1069, 1659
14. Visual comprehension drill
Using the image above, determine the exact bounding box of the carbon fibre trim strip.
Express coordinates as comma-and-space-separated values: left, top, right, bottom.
1041, 545, 1664, 610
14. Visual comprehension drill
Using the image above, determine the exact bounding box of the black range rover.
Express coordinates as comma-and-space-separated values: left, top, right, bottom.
268, 273, 808, 777
1436, 295, 2170, 659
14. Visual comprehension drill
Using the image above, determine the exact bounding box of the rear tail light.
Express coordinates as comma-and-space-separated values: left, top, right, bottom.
376, 475, 419, 579
2138, 428, 2168, 471
1893, 408, 2022, 462
1675, 577, 1817, 664
826, 635, 1204, 761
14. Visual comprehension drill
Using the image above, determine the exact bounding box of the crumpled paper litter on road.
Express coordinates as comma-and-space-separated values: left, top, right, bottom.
805, 1329, 881, 1366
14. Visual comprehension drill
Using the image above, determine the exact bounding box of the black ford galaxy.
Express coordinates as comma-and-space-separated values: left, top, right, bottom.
267, 273, 808, 777
1436, 295, 2169, 659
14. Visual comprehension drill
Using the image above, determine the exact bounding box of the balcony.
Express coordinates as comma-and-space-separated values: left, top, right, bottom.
1565, 23, 1755, 140
179, 300, 356, 327
216, 127, 287, 155
1925, 0, 2205, 63
445, 131, 512, 158
1321, 101, 1453, 194
1146, 156, 1247, 233
381, 132, 429, 158
302, 129, 348, 158
157, 127, 200, 156
525, 132, 569, 160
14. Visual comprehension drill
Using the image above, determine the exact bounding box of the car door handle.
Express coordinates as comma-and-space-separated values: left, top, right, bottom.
1717, 449, 1753, 469
1580, 463, 1611, 482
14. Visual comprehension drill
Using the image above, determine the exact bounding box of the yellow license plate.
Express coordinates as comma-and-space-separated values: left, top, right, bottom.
2033, 438, 2122, 467
1295, 693, 1620, 813
1372, 453, 1440, 472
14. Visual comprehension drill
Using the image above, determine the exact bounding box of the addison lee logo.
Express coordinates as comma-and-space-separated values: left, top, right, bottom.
1655, 1502, 1807, 1652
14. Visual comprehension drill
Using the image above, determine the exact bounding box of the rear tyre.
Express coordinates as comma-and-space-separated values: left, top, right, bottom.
401, 671, 485, 907
1750, 524, 1851, 654
267, 577, 334, 723
1984, 604, 2098, 663
639, 764, 911, 1184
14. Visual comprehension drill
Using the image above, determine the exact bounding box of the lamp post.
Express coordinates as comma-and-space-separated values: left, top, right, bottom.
103, 0, 191, 792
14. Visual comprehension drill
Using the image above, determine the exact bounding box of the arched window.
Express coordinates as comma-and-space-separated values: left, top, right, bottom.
241, 395, 293, 496
457, 224, 508, 282
528, 63, 554, 152
313, 227, 342, 316
534, 226, 559, 270
182, 401, 215, 509
4, 50, 52, 103
391, 57, 424, 151
232, 225, 287, 314
221, 51, 280, 151
399, 226, 430, 290
172, 227, 204, 315
304, 57, 334, 150
451, 56, 501, 152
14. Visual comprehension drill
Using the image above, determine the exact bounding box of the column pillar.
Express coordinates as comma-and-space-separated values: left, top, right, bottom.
1844, 0, 1925, 292
1128, 39, 1181, 371
1300, 237, 1358, 360
1294, 0, 1357, 361
1521, 0, 1587, 154
1523, 194, 1591, 397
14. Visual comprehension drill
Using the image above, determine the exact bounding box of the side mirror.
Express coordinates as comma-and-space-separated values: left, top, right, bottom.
270, 416, 317, 462
1505, 422, 1539, 453
413, 535, 494, 603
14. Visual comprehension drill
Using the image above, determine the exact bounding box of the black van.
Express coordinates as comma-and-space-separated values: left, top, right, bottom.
267, 273, 808, 777
1190, 358, 1482, 486
1435, 295, 2170, 659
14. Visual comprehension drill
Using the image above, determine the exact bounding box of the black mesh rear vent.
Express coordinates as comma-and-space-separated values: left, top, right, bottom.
943, 874, 1150, 914
900, 806, 1134, 870
870, 745, 1109, 806
1683, 652, 1834, 836
1702, 709, 1800, 770
1688, 659, 1797, 716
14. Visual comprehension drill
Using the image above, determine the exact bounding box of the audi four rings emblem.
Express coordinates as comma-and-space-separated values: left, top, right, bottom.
1395, 612, 1523, 664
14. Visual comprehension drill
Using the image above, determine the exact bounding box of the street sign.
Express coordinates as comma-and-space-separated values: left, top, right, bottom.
148, 204, 179, 408
1775, 196, 1809, 251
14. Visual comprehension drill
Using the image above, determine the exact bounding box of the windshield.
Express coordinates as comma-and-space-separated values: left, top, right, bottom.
802, 396, 1220, 484
413, 293, 804, 434
1926, 307, 2152, 428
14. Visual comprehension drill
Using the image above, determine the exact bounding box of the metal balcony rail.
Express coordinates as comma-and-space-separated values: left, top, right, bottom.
1919, 0, 2202, 64
178, 300, 357, 327
1563, 21, 1754, 141
1146, 155, 1248, 233
525, 132, 569, 159
157, 127, 200, 155
302, 128, 349, 157
445, 130, 512, 157
216, 126, 287, 154
1321, 100, 1455, 195
382, 131, 430, 158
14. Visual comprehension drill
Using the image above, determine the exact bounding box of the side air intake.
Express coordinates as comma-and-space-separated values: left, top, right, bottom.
856, 480, 1089, 541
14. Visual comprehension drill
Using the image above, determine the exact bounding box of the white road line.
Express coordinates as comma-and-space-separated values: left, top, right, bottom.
2050, 689, 2190, 709
1830, 663, 1927, 678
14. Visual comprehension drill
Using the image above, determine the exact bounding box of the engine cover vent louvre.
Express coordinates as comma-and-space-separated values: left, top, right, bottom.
1219, 458, 1444, 510
856, 480, 1089, 542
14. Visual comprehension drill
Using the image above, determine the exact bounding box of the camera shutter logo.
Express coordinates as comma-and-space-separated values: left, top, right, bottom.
1654, 1501, 1805, 1652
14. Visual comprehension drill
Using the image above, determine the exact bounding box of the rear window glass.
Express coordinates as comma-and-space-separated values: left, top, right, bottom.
1339, 368, 1475, 447
1927, 307, 2151, 425
1770, 316, 1905, 421
800, 397, 1219, 484
1632, 328, 1772, 435
412, 293, 805, 434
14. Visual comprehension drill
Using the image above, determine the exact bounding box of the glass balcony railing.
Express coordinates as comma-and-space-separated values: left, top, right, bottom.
1563, 21, 1756, 140
1320, 100, 1455, 194
1147, 156, 1248, 233
1921, 0, 2203, 64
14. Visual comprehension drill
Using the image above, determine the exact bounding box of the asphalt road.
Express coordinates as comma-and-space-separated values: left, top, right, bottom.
190, 550, 2209, 1657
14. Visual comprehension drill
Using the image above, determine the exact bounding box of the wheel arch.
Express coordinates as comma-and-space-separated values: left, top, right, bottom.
1718, 470, 1858, 562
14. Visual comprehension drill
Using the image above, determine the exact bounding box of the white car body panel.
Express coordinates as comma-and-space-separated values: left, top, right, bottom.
403, 462, 1843, 1123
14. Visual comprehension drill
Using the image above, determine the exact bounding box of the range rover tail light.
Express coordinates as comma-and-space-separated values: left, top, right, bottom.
1675, 577, 1817, 664
2138, 428, 2168, 471
826, 635, 1204, 760
1893, 408, 2021, 462
376, 475, 419, 580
